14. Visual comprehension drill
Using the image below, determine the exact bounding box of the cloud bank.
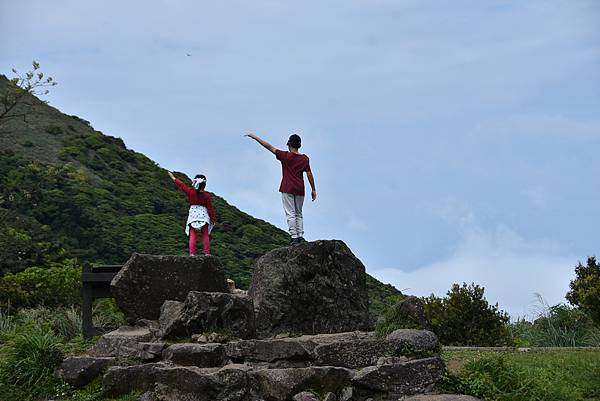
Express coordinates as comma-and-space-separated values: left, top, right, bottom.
371, 225, 577, 319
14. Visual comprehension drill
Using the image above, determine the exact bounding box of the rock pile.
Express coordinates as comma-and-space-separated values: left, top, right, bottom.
88, 328, 445, 400
57, 240, 481, 401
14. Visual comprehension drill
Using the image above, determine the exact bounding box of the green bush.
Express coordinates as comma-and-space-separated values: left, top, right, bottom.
45, 125, 64, 136
567, 256, 600, 326
0, 260, 81, 309
424, 283, 511, 346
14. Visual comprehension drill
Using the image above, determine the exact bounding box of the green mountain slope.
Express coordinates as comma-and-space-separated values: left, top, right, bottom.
0, 75, 401, 317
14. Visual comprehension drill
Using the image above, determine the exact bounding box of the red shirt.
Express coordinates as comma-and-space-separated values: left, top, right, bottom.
174, 178, 217, 223
275, 149, 311, 196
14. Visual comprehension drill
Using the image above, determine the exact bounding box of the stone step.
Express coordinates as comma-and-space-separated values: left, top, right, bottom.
103, 357, 445, 401
162, 329, 440, 370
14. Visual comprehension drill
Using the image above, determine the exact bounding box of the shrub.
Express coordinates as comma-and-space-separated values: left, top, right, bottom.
567, 256, 600, 326
424, 283, 511, 346
45, 125, 64, 136
0, 260, 81, 309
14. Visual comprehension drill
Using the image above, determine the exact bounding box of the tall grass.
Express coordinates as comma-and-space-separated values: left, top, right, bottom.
443, 351, 600, 401
0, 330, 64, 400
0, 301, 127, 400
510, 294, 599, 347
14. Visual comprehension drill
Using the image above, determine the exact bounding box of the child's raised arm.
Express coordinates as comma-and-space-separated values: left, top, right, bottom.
169, 171, 193, 195
245, 133, 277, 155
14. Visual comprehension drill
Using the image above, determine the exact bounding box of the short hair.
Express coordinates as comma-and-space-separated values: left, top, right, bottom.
287, 133, 301, 149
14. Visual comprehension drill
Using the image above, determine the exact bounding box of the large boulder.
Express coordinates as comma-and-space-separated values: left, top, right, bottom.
112, 254, 228, 323
159, 291, 256, 340
249, 240, 371, 338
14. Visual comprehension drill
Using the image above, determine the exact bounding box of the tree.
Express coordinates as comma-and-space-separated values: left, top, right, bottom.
566, 256, 600, 325
0, 60, 57, 127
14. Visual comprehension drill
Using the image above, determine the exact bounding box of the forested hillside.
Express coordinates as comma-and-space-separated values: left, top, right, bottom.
0, 75, 401, 316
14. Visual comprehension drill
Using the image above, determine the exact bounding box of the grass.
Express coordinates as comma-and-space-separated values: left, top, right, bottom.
0, 302, 126, 401
442, 350, 600, 401
509, 295, 600, 348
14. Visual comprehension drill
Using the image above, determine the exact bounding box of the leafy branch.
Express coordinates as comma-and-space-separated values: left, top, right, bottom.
0, 60, 57, 127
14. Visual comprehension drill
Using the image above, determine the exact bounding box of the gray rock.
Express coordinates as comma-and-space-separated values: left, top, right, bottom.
160, 291, 255, 340
339, 386, 355, 401
352, 357, 444, 396
323, 393, 337, 401
55, 356, 114, 388
377, 356, 409, 365
192, 333, 209, 343
252, 366, 353, 401
163, 343, 227, 367
249, 240, 371, 338
112, 253, 228, 323
313, 330, 439, 369
402, 396, 483, 401
385, 296, 430, 329
386, 329, 439, 352
136, 392, 159, 401
89, 326, 164, 361
218, 330, 441, 369
103, 363, 252, 400
225, 337, 315, 364
159, 301, 184, 331
207, 332, 231, 343
293, 391, 320, 401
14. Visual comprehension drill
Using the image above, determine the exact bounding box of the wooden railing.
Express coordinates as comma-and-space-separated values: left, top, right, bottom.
81, 263, 122, 339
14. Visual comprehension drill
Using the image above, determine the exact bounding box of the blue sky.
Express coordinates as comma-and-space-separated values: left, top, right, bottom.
1, 0, 599, 317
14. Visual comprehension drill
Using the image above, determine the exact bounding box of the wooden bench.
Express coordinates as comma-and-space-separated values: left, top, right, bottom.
81, 263, 122, 339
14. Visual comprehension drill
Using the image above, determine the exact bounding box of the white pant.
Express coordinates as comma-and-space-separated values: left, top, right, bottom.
282, 193, 304, 239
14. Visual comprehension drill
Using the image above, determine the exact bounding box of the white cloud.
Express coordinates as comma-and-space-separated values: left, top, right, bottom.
370, 225, 577, 319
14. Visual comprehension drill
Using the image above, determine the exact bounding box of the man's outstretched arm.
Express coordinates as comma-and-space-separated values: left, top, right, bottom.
307, 171, 317, 201
245, 133, 277, 155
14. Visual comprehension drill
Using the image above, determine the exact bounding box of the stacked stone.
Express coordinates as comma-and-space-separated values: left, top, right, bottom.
56, 241, 481, 401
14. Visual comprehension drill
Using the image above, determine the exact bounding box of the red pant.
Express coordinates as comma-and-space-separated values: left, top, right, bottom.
189, 225, 210, 256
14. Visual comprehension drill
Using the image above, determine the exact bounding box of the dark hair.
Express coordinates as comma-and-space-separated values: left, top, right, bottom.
287, 134, 301, 149
194, 174, 206, 191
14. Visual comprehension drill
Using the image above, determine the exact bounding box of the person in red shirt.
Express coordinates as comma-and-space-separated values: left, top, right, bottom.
168, 171, 217, 256
246, 132, 317, 244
